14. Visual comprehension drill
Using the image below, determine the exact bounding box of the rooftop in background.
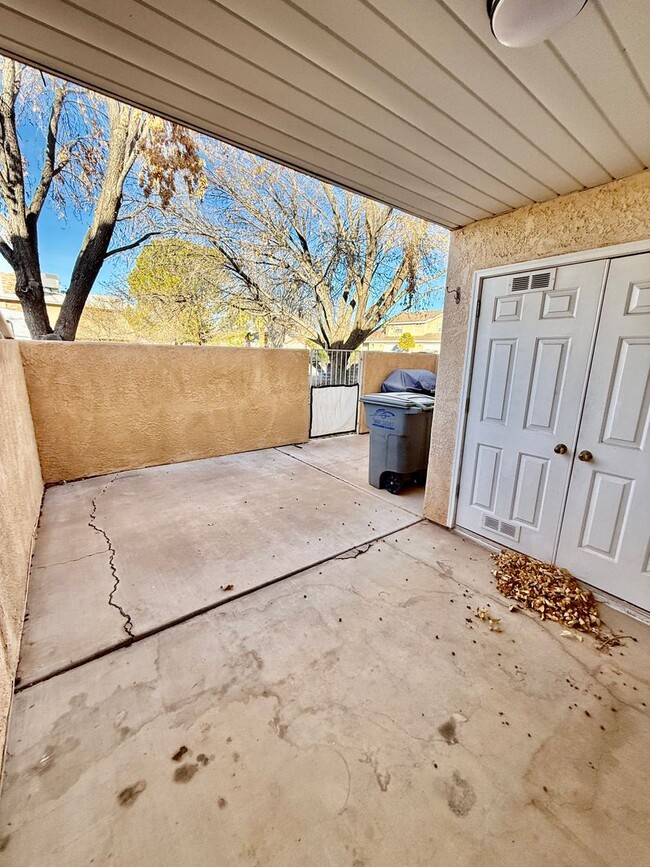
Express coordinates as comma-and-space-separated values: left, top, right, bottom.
387, 310, 444, 326
0, 273, 66, 338
362, 308, 443, 352
0, 274, 124, 339
0, 271, 61, 296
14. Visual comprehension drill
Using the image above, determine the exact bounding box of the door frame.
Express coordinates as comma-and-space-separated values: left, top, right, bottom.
448, 238, 650, 529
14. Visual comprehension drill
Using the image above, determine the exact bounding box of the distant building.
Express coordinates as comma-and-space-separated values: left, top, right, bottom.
361, 309, 443, 353
0, 272, 67, 338
0, 271, 62, 294
0, 273, 125, 339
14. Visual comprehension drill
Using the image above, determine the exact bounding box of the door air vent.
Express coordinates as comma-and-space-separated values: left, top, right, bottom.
531, 271, 552, 289
499, 520, 519, 540
481, 513, 521, 542
510, 274, 531, 292
509, 269, 556, 293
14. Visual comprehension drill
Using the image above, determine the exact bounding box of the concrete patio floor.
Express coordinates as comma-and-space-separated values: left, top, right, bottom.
277, 435, 425, 516
1, 437, 649, 866
17, 436, 421, 687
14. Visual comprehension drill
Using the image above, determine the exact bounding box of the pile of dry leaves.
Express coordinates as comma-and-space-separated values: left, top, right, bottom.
491, 549, 625, 650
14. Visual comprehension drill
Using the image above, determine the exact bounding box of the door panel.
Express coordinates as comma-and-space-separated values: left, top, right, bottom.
471, 444, 501, 510
511, 453, 549, 528
482, 338, 516, 422
556, 253, 650, 609
579, 471, 633, 557
456, 260, 607, 560
601, 339, 650, 447
525, 337, 569, 431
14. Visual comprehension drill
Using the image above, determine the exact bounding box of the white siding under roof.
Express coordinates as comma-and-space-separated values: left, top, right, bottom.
0, 0, 647, 228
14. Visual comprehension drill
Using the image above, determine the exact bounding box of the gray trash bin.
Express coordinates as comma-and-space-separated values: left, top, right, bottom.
360, 391, 435, 494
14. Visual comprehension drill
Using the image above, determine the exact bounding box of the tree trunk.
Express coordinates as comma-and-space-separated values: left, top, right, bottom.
0, 59, 53, 337
54, 218, 119, 340
14, 270, 52, 337
327, 327, 377, 352
10, 228, 52, 338
54, 104, 141, 340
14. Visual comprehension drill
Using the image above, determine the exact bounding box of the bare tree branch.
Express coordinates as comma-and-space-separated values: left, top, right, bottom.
28, 82, 68, 218
104, 230, 162, 259
165, 142, 448, 350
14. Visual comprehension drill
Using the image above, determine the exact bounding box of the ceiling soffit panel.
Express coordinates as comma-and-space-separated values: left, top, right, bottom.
0, 0, 647, 228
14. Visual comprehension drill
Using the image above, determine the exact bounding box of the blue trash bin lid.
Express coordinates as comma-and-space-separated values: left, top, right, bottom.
380, 369, 436, 395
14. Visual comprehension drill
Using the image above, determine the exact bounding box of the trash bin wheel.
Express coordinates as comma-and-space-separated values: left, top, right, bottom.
383, 472, 403, 495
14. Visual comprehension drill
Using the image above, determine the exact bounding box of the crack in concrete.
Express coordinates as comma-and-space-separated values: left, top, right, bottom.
88, 476, 134, 641
335, 542, 374, 560
34, 549, 108, 570
16, 523, 423, 692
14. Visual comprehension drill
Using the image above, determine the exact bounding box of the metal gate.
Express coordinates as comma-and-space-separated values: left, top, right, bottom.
309, 349, 361, 437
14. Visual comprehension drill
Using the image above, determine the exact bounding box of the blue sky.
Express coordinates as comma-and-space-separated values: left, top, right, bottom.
0, 199, 92, 287
0, 111, 120, 292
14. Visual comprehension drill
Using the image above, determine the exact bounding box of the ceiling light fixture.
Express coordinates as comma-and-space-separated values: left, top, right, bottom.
487, 0, 589, 48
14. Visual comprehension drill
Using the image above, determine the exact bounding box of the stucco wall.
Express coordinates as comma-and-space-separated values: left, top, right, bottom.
359, 351, 439, 433
20, 342, 310, 484
423, 169, 650, 525
0, 340, 43, 772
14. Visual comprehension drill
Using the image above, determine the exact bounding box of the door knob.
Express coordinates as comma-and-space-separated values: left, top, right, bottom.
554, 443, 568, 454
578, 449, 593, 462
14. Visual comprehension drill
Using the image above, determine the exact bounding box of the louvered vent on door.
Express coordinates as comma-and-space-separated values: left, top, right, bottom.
511, 274, 531, 292
509, 269, 556, 293
481, 513, 521, 542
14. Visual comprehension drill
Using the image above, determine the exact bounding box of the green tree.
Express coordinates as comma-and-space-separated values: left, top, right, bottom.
397, 331, 416, 352
0, 57, 204, 339
125, 239, 224, 345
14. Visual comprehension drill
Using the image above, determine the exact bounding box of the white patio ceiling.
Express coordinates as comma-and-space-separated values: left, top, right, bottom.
0, 0, 648, 229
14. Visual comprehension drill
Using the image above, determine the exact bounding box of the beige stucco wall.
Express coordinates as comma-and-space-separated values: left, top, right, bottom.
359, 351, 439, 433
423, 170, 650, 525
0, 340, 43, 773
20, 342, 310, 484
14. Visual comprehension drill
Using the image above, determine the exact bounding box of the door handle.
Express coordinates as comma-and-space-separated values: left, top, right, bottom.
578, 449, 593, 462
554, 443, 568, 454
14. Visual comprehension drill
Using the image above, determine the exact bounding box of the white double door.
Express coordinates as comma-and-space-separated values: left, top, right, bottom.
457, 252, 650, 611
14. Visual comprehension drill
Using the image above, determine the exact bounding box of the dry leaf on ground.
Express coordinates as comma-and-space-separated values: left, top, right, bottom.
475, 607, 503, 632
491, 549, 624, 650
